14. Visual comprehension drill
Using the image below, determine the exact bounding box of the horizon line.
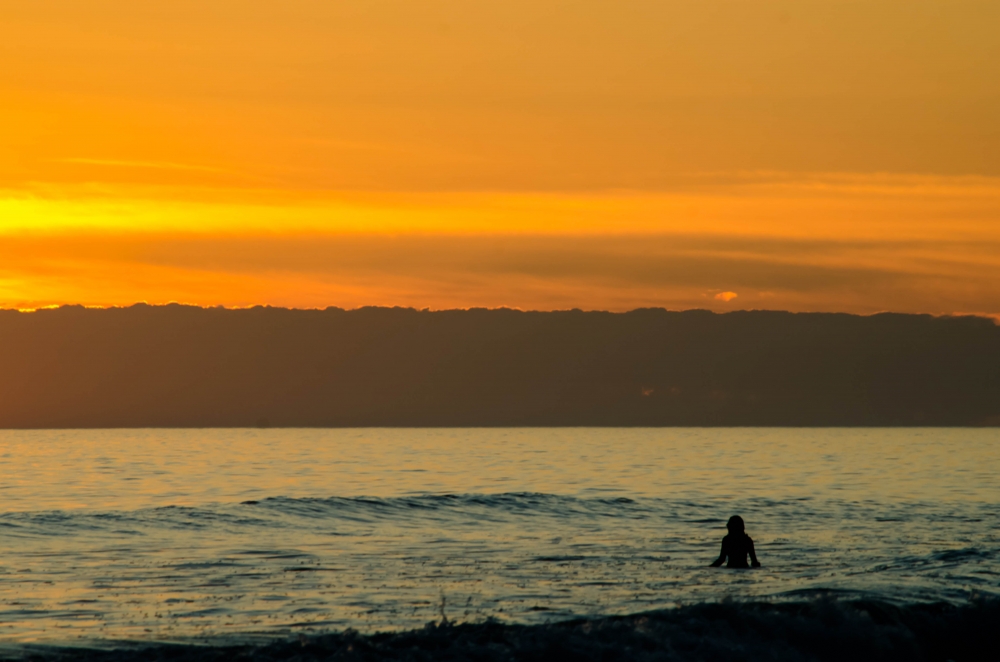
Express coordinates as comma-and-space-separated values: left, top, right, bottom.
5, 302, 999, 323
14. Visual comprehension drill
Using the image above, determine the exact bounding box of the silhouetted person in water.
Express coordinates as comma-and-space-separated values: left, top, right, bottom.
710, 515, 761, 568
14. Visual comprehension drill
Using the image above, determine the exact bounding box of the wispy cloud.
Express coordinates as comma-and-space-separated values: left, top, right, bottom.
52, 158, 232, 175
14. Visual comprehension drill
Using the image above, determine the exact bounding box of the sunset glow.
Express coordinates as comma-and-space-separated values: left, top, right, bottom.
3, 1, 998, 314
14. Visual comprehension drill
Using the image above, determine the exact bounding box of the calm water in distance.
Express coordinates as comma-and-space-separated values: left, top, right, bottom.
0, 428, 997, 644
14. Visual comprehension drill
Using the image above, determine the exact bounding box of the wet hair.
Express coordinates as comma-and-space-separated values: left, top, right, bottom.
726, 515, 745, 534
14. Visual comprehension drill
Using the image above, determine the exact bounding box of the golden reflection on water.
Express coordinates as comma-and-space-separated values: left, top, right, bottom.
0, 428, 997, 511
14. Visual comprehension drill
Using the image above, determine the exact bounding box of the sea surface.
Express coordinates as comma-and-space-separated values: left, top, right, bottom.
0, 428, 997, 647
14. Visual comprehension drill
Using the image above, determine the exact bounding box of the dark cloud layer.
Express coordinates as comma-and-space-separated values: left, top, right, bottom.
1, 305, 998, 427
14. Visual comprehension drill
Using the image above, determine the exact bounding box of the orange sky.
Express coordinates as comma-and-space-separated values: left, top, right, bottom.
2, 1, 999, 314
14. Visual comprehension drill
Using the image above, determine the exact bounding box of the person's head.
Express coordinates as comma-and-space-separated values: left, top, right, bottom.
726, 515, 745, 534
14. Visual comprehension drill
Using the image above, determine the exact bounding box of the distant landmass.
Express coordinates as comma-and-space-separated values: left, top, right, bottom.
1, 304, 998, 428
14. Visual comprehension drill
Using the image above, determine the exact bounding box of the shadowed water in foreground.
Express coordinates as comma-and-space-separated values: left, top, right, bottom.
7, 599, 999, 662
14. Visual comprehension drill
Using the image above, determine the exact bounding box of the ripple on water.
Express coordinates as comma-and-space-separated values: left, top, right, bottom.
0, 428, 996, 643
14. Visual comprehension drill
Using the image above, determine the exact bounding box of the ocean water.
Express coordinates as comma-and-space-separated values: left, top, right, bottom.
0, 428, 997, 646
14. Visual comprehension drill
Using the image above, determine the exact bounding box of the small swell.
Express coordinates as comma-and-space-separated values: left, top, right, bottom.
4, 599, 999, 662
